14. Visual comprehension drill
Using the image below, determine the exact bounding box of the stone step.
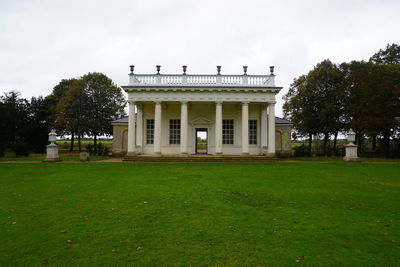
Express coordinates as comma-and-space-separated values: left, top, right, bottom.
123, 155, 278, 162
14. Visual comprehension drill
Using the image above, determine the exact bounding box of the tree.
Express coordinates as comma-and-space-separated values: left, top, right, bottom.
82, 73, 126, 145
0, 91, 50, 155
370, 43, 400, 64
283, 75, 320, 156
306, 60, 347, 155
53, 73, 126, 151
47, 78, 79, 151
283, 60, 347, 156
0, 91, 30, 148
343, 61, 400, 155
54, 79, 88, 151
25, 96, 52, 153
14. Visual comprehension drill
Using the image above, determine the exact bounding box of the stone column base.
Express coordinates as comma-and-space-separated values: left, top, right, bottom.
343, 144, 359, 162
213, 152, 223, 156
343, 156, 360, 162
265, 153, 276, 158
240, 152, 250, 156
126, 151, 138, 157
44, 144, 60, 162
180, 152, 189, 157
153, 152, 162, 156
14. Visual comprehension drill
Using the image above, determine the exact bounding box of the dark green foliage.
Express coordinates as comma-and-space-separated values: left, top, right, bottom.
370, 43, 400, 64
54, 73, 126, 151
13, 142, 30, 157
284, 43, 400, 157
293, 144, 309, 157
0, 143, 5, 157
86, 142, 109, 156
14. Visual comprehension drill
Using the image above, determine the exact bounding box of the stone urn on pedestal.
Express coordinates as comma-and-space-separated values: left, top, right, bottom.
44, 129, 60, 162
343, 129, 359, 162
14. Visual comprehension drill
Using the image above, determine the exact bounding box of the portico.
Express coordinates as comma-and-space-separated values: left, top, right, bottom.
117, 65, 286, 157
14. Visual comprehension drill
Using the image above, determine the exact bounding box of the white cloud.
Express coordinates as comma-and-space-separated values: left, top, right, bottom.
0, 0, 399, 116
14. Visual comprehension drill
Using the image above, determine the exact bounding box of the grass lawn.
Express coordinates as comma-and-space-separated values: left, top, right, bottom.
0, 153, 110, 162
0, 161, 399, 266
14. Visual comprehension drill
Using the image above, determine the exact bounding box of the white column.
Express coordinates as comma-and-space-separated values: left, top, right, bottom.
136, 104, 143, 153
267, 102, 276, 155
241, 102, 249, 155
215, 102, 223, 155
127, 101, 136, 156
154, 101, 162, 155
180, 101, 188, 154
261, 104, 268, 154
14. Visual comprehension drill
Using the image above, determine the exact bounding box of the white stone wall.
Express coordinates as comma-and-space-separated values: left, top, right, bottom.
113, 102, 293, 156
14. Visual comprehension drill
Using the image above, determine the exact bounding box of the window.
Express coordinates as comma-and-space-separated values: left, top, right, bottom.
169, 119, 180, 144
223, 119, 234, 144
249, 120, 257, 145
146, 119, 154, 144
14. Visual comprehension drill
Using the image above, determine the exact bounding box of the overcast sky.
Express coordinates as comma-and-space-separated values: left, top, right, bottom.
1, 0, 399, 116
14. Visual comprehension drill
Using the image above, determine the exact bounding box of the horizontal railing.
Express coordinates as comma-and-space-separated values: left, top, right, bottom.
128, 74, 275, 87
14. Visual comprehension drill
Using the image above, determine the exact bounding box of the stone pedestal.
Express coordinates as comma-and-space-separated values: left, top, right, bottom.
343, 144, 359, 162
80, 152, 90, 162
44, 144, 60, 162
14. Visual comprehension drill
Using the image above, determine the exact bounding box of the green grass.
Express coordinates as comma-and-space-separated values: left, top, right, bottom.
0, 161, 399, 266
0, 153, 110, 162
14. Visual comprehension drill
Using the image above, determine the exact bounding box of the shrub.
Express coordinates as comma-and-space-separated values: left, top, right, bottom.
96, 142, 104, 156
103, 146, 110, 156
86, 144, 94, 155
294, 145, 309, 157
0, 144, 5, 157
14, 142, 30, 157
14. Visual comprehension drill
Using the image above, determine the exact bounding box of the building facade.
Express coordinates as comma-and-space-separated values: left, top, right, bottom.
113, 65, 292, 157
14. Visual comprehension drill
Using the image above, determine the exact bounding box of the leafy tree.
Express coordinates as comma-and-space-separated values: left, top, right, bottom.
82, 72, 126, 145
25, 96, 52, 153
370, 43, 400, 64
54, 79, 88, 151
283, 75, 320, 155
343, 61, 400, 155
47, 78, 79, 151
306, 60, 347, 155
53, 73, 126, 151
0, 91, 50, 155
0, 91, 30, 149
284, 60, 347, 156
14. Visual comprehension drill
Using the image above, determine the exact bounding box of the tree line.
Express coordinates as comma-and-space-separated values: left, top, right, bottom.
0, 73, 126, 156
283, 44, 400, 157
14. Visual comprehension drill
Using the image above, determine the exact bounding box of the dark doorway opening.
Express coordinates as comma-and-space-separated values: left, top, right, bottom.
195, 128, 208, 155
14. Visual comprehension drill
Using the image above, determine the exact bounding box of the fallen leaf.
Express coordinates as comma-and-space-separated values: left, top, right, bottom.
42, 259, 49, 264
66, 240, 72, 243
60, 229, 68, 233
295, 256, 303, 263
136, 246, 143, 250
11, 222, 16, 225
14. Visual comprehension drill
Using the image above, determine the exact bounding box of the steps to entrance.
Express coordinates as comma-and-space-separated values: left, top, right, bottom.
123, 155, 278, 162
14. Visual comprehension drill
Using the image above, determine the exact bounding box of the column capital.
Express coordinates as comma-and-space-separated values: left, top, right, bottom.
242, 101, 249, 105
215, 101, 223, 105
154, 101, 162, 105
180, 101, 188, 104
128, 100, 136, 105
268, 101, 276, 105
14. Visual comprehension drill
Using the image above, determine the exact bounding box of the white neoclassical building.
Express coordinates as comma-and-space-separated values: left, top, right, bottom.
112, 65, 293, 158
